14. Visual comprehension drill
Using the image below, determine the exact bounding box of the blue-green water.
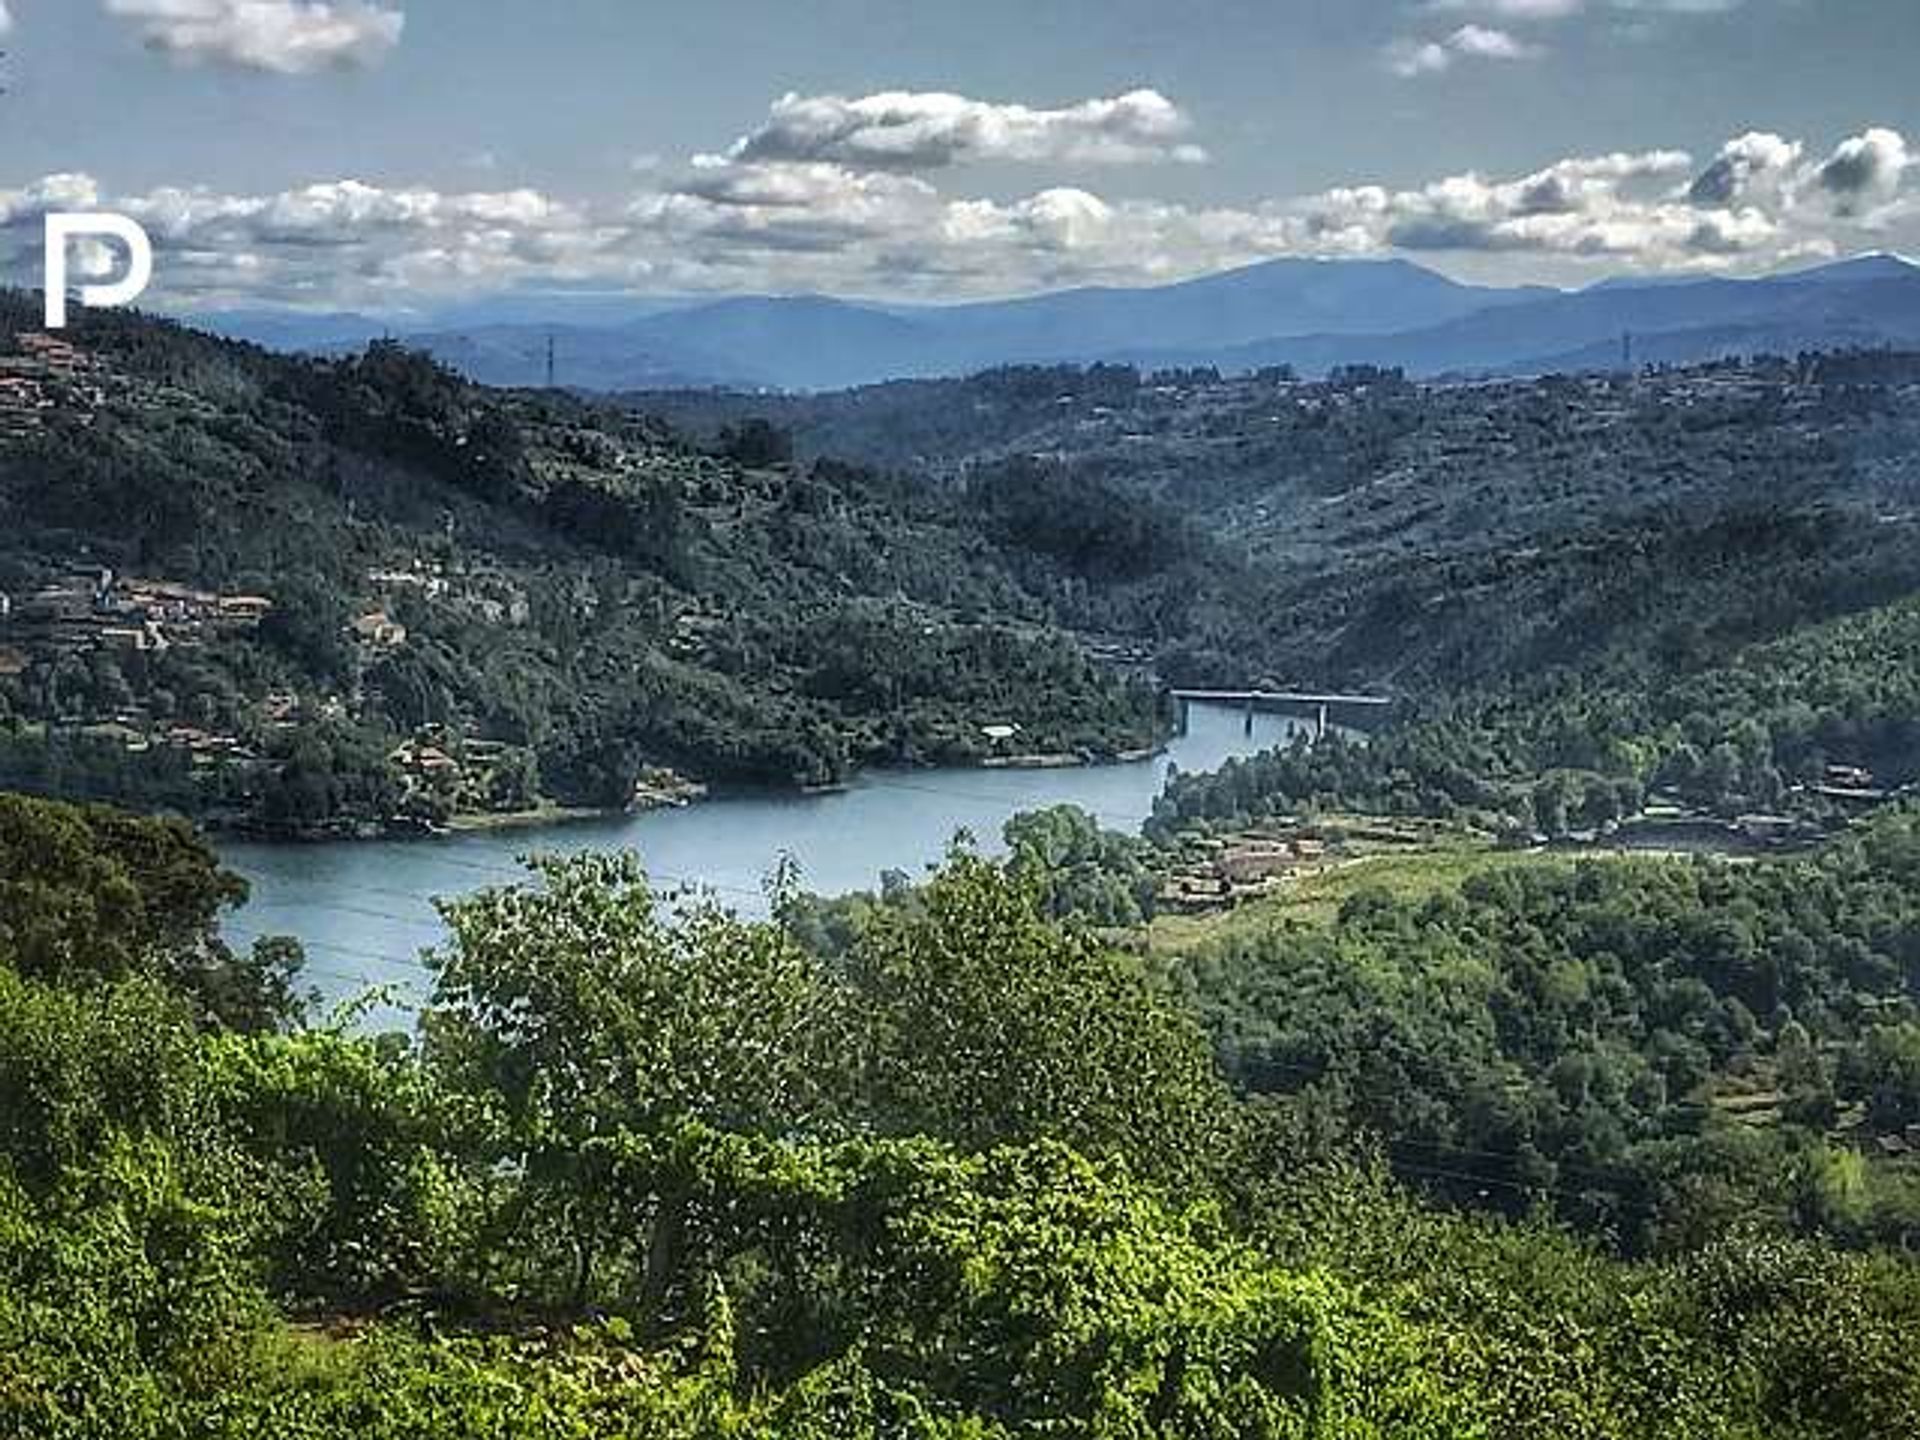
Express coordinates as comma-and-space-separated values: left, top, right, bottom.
220, 702, 1307, 1022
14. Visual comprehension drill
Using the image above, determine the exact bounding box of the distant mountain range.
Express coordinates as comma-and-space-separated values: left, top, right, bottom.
195, 252, 1920, 392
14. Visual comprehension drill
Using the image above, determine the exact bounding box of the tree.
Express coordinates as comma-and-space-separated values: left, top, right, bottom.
424, 852, 858, 1306
1003, 803, 1154, 925
718, 418, 793, 469
0, 793, 300, 1031
1859, 1023, 1920, 1130
258, 570, 355, 682
848, 852, 1233, 1190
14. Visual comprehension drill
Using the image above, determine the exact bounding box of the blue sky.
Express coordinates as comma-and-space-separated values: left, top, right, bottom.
1, 0, 1916, 310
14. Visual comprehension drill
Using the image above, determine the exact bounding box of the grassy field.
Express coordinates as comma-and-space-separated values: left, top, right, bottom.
1144, 842, 1586, 955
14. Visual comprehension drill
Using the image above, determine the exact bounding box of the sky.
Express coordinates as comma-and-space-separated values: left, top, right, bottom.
0, 0, 1917, 312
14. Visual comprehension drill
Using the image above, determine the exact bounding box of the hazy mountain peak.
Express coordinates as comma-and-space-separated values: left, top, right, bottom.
1772, 252, 1920, 285
191, 250, 1920, 392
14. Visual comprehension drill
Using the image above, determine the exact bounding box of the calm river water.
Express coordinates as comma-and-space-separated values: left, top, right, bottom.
220, 701, 1307, 1023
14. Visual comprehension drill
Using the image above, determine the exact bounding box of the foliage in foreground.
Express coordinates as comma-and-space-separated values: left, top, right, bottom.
2, 793, 1919, 1436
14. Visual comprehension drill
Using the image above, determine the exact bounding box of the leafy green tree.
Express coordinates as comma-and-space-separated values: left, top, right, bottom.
258, 571, 354, 682
0, 793, 300, 1031
424, 852, 858, 1306
1003, 803, 1155, 925
1858, 1023, 1920, 1130
848, 852, 1234, 1190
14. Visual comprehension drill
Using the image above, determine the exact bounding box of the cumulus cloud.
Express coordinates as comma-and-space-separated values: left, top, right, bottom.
1816, 127, 1911, 216
1, 168, 627, 310
643, 163, 943, 257
723, 88, 1206, 170
0, 3, 13, 38
1, 108, 1912, 309
1389, 25, 1543, 76
1450, 24, 1540, 57
1313, 149, 1714, 257
103, 1, 405, 74
1307, 129, 1913, 266
1687, 131, 1802, 207
0, 174, 110, 228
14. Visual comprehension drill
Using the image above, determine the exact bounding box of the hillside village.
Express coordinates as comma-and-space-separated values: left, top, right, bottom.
0, 302, 1164, 832
0, 553, 562, 832
0, 331, 109, 439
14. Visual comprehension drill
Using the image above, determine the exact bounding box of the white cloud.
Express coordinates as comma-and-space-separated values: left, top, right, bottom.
1687, 132, 1802, 206
0, 3, 13, 38
1816, 128, 1911, 217
1316, 148, 1720, 258
1451, 23, 1538, 57
0, 173, 109, 227
103, 1, 405, 74
644, 163, 942, 259
1389, 25, 1544, 76
1389, 42, 1454, 78
2, 112, 1913, 309
724, 88, 1206, 170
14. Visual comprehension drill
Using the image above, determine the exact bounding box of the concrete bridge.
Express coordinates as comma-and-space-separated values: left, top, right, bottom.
1168, 688, 1394, 740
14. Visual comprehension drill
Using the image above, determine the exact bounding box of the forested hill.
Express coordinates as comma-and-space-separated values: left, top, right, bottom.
0, 295, 1155, 833
634, 351, 1920, 689
10, 294, 1920, 836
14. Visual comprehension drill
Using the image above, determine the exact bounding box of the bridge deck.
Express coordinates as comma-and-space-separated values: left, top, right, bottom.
1168, 689, 1393, 707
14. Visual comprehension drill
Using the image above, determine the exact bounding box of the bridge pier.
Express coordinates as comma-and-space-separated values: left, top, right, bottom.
1316, 703, 1328, 742
1244, 696, 1255, 737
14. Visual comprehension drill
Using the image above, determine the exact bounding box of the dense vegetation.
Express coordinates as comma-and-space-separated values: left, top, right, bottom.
11, 306, 1920, 1432
4, 792, 1920, 1436
1150, 588, 1920, 840
0, 298, 1156, 832
1161, 807, 1920, 1253
637, 354, 1920, 690
11, 306, 1920, 839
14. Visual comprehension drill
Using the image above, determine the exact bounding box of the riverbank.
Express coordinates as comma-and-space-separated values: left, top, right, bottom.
215, 738, 1181, 847
980, 743, 1170, 770
443, 802, 613, 835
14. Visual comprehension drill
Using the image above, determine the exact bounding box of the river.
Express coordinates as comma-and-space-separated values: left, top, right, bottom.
219, 701, 1309, 1024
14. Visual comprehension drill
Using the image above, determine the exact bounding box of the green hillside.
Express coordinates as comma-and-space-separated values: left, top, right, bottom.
0, 298, 1155, 834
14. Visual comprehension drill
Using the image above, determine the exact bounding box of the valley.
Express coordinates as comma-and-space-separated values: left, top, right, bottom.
10, 289, 1920, 1438
12, 9, 1920, 1431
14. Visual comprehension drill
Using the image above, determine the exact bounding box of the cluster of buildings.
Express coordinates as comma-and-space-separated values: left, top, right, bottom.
0, 566, 282, 772
387, 725, 545, 824
0, 332, 105, 437
366, 560, 530, 631
1157, 830, 1331, 914
0, 566, 272, 663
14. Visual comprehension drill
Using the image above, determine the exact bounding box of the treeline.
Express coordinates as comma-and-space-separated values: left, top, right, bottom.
5, 791, 1919, 1435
